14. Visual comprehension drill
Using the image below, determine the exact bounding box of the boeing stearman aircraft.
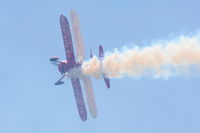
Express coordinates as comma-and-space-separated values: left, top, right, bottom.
50, 10, 110, 121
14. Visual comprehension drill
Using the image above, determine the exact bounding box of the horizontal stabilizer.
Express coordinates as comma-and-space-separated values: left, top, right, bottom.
98, 45, 111, 88
103, 77, 110, 88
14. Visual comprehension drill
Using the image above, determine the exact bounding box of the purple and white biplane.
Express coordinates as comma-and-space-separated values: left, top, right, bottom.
50, 10, 110, 121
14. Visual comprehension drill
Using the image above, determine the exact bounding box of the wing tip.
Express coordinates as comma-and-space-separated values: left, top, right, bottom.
60, 14, 64, 17
81, 115, 87, 121
91, 112, 98, 119
70, 9, 77, 14
60, 14, 67, 20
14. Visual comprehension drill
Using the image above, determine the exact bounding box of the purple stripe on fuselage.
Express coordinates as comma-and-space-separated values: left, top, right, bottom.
71, 78, 87, 121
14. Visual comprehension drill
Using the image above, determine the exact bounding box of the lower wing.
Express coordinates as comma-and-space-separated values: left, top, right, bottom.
71, 78, 87, 121
82, 75, 97, 118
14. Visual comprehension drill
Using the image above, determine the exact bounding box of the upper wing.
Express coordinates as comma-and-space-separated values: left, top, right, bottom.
82, 75, 97, 118
70, 10, 98, 118
70, 10, 85, 63
71, 78, 87, 121
60, 15, 76, 65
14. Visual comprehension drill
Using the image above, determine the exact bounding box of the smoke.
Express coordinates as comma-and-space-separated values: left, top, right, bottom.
81, 34, 200, 79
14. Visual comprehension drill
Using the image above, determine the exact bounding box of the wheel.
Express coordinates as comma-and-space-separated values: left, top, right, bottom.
55, 81, 64, 85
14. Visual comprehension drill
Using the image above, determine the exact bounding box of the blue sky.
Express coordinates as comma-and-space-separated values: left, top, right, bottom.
0, 0, 200, 133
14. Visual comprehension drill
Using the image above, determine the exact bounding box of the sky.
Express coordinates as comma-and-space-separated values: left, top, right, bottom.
0, 0, 200, 133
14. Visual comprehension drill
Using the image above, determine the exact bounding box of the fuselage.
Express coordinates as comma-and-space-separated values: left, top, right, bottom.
58, 60, 70, 74
58, 60, 82, 77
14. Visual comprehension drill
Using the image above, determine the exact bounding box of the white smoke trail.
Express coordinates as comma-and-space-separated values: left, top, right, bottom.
81, 34, 200, 79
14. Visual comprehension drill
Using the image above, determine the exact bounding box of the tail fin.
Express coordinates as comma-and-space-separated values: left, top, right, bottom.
99, 45, 104, 59
90, 48, 93, 58
98, 45, 110, 89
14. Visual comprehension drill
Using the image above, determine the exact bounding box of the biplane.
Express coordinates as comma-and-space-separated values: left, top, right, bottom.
50, 10, 110, 121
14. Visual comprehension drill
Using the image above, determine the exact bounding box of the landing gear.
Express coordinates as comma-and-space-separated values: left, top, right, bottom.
54, 75, 65, 85
55, 80, 64, 85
